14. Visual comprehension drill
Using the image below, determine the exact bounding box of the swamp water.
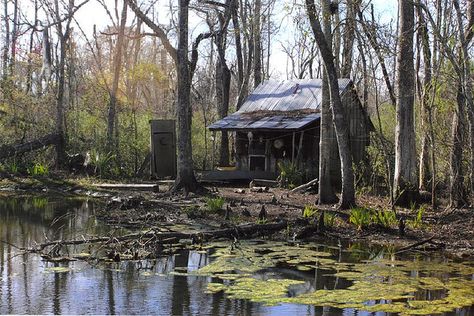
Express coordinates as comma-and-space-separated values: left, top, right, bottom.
0, 195, 473, 315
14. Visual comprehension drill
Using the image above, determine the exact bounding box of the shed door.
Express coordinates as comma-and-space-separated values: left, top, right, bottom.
152, 132, 176, 178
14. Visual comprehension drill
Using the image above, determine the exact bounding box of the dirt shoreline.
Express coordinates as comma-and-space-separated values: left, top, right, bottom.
0, 176, 473, 260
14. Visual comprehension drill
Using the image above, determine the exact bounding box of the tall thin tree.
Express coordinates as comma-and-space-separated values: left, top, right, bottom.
306, 0, 356, 209
393, 0, 417, 206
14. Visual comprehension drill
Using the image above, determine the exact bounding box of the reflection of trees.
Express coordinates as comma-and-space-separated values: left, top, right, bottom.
105, 269, 116, 315
171, 252, 190, 315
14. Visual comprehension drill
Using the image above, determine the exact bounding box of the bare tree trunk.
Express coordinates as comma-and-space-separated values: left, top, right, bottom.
253, 0, 262, 88
393, 0, 418, 206
2, 0, 9, 79
416, 5, 433, 192
453, 0, 474, 199
232, 0, 243, 106
212, 0, 233, 167
25, 0, 38, 94
234, 0, 253, 114
318, 0, 337, 204
450, 85, 467, 207
53, 0, 74, 168
173, 0, 199, 192
9, 0, 18, 76
306, 0, 355, 209
107, 0, 127, 154
332, 0, 341, 75
340, 0, 359, 78
233, 0, 247, 168
216, 59, 231, 166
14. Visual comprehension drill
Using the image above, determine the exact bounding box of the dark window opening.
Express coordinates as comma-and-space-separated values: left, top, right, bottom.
249, 155, 266, 171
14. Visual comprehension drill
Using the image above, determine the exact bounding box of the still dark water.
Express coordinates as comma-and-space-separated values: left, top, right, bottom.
0, 194, 472, 315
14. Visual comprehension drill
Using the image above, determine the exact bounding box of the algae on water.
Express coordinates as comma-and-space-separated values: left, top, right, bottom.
190, 241, 474, 315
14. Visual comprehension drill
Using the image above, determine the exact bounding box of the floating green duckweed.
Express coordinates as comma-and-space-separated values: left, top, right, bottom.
193, 241, 474, 315
208, 277, 305, 306
44, 266, 71, 273
213, 273, 251, 280
72, 252, 91, 259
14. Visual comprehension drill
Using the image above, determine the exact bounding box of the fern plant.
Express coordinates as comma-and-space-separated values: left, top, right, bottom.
349, 207, 373, 230
408, 205, 425, 229
374, 209, 397, 228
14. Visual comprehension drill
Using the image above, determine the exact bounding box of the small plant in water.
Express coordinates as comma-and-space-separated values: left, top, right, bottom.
206, 197, 225, 212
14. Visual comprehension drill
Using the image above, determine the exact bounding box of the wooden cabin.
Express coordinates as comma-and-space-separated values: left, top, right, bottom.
207, 79, 373, 184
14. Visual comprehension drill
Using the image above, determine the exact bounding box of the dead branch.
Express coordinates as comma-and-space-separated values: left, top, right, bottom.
290, 178, 318, 194
29, 220, 289, 252
395, 236, 435, 254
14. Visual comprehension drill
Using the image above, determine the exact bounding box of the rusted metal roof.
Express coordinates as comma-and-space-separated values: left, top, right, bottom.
209, 78, 351, 131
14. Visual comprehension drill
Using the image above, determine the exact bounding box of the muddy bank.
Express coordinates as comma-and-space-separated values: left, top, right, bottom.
94, 185, 473, 260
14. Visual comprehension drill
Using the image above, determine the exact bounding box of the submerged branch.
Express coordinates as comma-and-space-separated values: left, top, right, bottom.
395, 236, 435, 254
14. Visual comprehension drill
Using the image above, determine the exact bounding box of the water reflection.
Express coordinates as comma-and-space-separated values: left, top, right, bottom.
0, 195, 472, 315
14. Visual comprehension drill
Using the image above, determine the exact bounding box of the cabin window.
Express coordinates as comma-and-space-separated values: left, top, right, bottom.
249, 155, 266, 171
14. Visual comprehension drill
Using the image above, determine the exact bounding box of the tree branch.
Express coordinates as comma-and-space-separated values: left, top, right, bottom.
125, 0, 178, 66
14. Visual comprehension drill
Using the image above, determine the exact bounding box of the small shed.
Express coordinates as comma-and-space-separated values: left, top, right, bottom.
150, 119, 176, 179
207, 79, 373, 182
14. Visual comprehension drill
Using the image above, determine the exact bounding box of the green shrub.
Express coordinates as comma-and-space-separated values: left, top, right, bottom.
277, 160, 302, 189
205, 197, 225, 212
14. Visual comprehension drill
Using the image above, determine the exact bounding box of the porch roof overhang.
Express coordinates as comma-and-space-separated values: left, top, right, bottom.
208, 113, 321, 132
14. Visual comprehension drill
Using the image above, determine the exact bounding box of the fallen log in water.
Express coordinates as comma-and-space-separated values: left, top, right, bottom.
0, 133, 60, 160
30, 220, 289, 252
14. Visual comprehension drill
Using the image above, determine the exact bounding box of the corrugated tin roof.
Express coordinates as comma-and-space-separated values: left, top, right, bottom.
238, 78, 351, 113
208, 78, 352, 131
208, 113, 321, 131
